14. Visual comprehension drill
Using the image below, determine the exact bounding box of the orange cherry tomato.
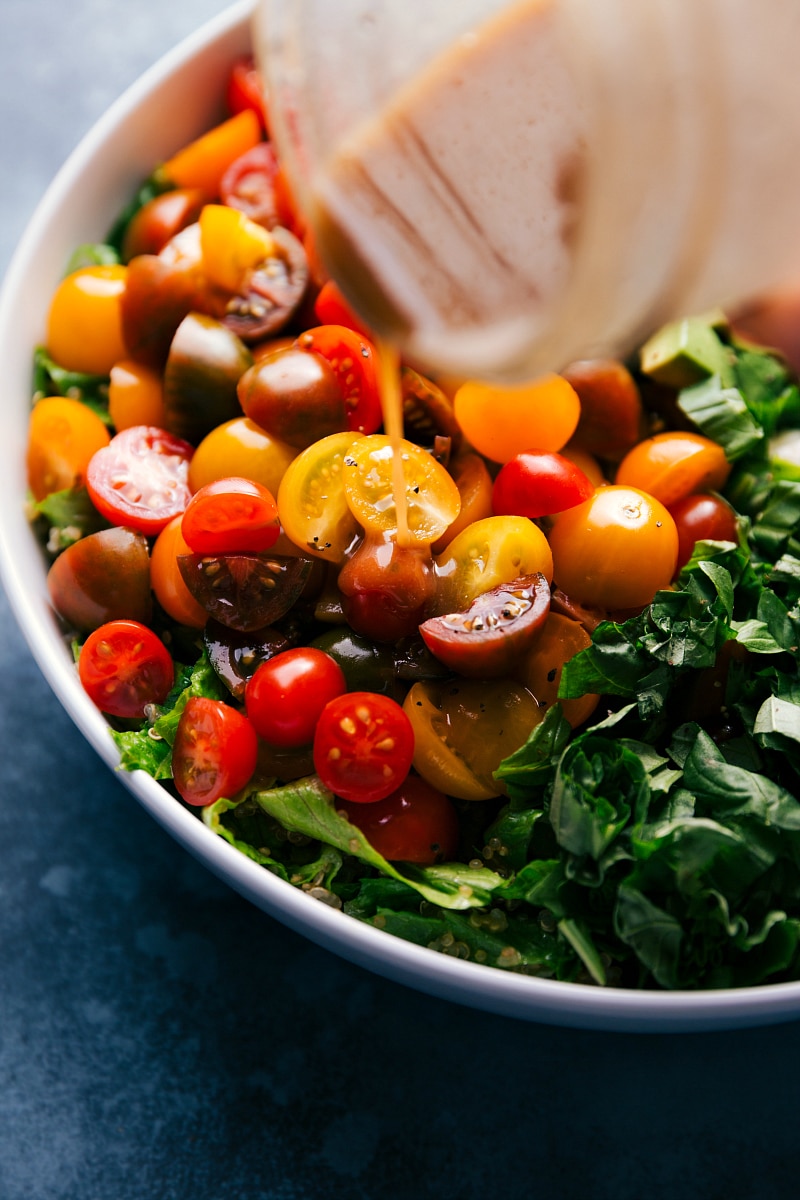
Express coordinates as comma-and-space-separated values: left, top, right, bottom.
108, 359, 166, 431
46, 264, 128, 375
453, 374, 581, 463
27, 396, 111, 501
431, 452, 494, 553
161, 109, 262, 198
514, 612, 599, 728
548, 485, 679, 610
614, 432, 731, 508
150, 515, 208, 628
189, 417, 297, 496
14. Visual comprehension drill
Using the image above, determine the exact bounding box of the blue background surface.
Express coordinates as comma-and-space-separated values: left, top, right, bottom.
2, 4, 800, 1197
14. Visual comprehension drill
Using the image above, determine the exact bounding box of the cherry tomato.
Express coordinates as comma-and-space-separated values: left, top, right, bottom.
237, 345, 347, 448
337, 535, 436, 642
27, 396, 111, 501
189, 417, 297, 496
668, 492, 739, 570
401, 367, 462, 451
295, 326, 382, 435
220, 142, 280, 227
172, 696, 259, 806
432, 515, 554, 616
46, 264, 128, 375
178, 551, 312, 633
561, 359, 644, 459
313, 280, 371, 337
615, 431, 731, 508
313, 692, 415, 803
120, 188, 205, 262
419, 572, 551, 678
181, 477, 279, 554
337, 776, 459, 863
492, 450, 595, 518
198, 203, 277, 293
225, 56, 269, 129
454, 374, 580, 463
342, 434, 462, 545
108, 359, 166, 431
277, 430, 364, 561
514, 612, 599, 728
86, 425, 194, 535
432, 453, 494, 553
78, 619, 174, 718
403, 678, 541, 801
161, 109, 262, 198
150, 515, 209, 628
548, 485, 679, 610
204, 621, 292, 699
47, 527, 152, 633
245, 647, 346, 746
220, 225, 310, 344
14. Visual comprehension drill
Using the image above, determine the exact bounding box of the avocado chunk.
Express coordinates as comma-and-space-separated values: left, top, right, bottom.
640, 312, 733, 389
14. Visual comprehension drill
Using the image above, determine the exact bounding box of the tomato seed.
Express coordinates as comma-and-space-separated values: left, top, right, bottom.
339, 716, 357, 736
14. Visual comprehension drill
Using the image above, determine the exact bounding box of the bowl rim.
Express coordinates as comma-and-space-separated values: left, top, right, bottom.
2, 0, 800, 1032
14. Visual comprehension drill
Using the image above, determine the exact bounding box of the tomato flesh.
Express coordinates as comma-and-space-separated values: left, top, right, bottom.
181, 477, 280, 554
313, 691, 415, 803
178, 551, 312, 633
338, 775, 459, 863
245, 647, 346, 746
86, 425, 194, 535
220, 142, 280, 227
172, 696, 259, 806
79, 619, 174, 718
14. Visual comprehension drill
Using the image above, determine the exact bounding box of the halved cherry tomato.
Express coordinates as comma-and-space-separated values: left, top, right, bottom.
78, 619, 173, 718
220, 142, 280, 227
561, 359, 644, 459
400, 367, 462, 451
237, 345, 347, 448
178, 551, 312, 633
668, 492, 739, 570
225, 56, 269, 130
27, 396, 111, 501
220, 225, 310, 344
198, 203, 276, 293
120, 188, 205, 262
492, 450, 594, 518
337, 535, 436, 642
295, 325, 382, 435
161, 109, 262, 198
181, 477, 280, 554
615, 432, 731, 508
172, 696, 259, 806
454, 374, 581, 463
189, 417, 297, 496
514, 612, 599, 728
46, 264, 128, 376
86, 425, 194, 535
277, 430, 363, 561
150, 515, 208, 628
432, 515, 554, 616
245, 647, 346, 746
432, 453, 494, 553
419, 572, 550, 678
47, 527, 152, 633
313, 692, 415, 803
108, 359, 166, 431
313, 279, 371, 337
337, 775, 459, 863
204, 620, 291, 699
342, 434, 461, 545
548, 485, 679, 610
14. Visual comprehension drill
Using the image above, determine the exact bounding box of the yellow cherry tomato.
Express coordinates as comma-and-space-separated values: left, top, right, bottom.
403, 678, 543, 801
342, 434, 461, 545
614, 431, 731, 508
454, 374, 581, 463
189, 417, 297, 496
150, 515, 208, 629
514, 612, 599, 728
108, 360, 166, 431
432, 515, 554, 616
548, 485, 679, 610
27, 396, 111, 501
198, 204, 275, 292
277, 430, 364, 561
46, 264, 128, 375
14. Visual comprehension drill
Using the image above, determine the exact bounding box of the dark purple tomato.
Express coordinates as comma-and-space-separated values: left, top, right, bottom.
237, 345, 347, 448
47, 527, 152, 632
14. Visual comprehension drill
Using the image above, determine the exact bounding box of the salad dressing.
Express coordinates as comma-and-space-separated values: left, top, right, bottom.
374, 337, 411, 547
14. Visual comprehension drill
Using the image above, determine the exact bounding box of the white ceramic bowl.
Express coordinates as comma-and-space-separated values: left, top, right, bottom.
3, 0, 800, 1032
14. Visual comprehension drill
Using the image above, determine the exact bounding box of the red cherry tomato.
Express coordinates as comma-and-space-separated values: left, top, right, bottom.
220, 142, 281, 228
172, 696, 259, 807
180, 476, 280, 554
338, 775, 459, 863
225, 56, 269, 130
86, 425, 194, 535
492, 450, 595, 518
294, 325, 382, 435
668, 492, 739, 570
245, 647, 346, 746
313, 280, 371, 338
78, 619, 174, 719
313, 692, 415, 803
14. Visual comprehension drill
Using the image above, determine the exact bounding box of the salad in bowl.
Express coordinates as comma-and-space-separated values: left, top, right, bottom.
4, 0, 800, 1030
